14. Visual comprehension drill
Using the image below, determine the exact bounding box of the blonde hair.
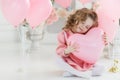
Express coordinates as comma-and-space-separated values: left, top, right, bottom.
63, 8, 98, 30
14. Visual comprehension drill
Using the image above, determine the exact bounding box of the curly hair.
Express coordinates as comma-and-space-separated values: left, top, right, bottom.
63, 8, 98, 30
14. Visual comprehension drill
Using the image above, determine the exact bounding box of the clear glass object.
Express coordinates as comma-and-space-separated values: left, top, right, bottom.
108, 26, 120, 59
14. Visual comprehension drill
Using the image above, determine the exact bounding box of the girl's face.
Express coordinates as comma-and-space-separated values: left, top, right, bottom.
72, 17, 94, 34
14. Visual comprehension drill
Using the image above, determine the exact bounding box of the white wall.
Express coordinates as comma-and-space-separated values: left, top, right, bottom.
75, 0, 92, 9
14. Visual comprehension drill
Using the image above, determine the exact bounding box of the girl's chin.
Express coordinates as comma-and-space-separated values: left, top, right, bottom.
76, 32, 83, 34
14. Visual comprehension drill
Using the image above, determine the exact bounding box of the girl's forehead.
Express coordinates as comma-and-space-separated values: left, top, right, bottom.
84, 17, 94, 23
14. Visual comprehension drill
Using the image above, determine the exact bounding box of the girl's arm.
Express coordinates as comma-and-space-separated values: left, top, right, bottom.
56, 31, 68, 57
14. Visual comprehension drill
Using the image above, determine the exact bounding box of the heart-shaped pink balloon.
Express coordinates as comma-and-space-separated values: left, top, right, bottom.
67, 27, 105, 64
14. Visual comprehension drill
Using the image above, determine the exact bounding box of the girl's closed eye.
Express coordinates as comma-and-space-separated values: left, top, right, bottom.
81, 22, 85, 25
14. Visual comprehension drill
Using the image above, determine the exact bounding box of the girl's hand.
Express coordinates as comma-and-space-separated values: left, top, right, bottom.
64, 46, 76, 55
64, 42, 79, 55
103, 32, 108, 45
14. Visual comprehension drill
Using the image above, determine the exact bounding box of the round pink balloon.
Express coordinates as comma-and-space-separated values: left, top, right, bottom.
97, 10, 119, 42
55, 0, 72, 8
67, 27, 105, 64
79, 0, 93, 4
26, 0, 52, 28
0, 0, 30, 26
98, 0, 120, 21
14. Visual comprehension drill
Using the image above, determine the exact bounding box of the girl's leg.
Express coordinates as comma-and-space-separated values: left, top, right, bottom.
56, 56, 91, 79
62, 71, 75, 77
92, 64, 105, 76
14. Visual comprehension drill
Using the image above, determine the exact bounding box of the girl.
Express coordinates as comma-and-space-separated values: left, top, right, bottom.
56, 8, 107, 78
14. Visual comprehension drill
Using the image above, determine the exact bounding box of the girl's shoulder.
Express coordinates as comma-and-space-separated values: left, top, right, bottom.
57, 29, 71, 38
63, 29, 73, 34
58, 29, 70, 35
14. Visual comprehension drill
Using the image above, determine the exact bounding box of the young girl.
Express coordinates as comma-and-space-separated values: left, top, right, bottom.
56, 8, 107, 78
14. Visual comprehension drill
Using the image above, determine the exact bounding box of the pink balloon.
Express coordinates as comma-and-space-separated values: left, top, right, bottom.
0, 0, 30, 26
97, 10, 119, 42
79, 0, 93, 4
98, 0, 120, 21
26, 0, 52, 28
55, 0, 72, 8
68, 27, 105, 64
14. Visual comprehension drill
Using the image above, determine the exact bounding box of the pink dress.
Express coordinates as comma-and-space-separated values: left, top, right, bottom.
56, 29, 94, 71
